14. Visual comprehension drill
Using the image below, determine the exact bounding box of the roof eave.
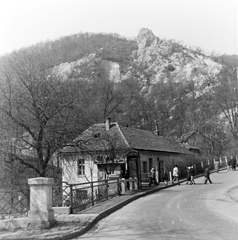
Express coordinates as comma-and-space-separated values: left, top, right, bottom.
132, 147, 193, 155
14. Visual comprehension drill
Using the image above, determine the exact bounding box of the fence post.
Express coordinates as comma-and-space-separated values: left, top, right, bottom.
121, 178, 126, 194
193, 164, 197, 174
168, 171, 172, 182
70, 185, 73, 210
91, 181, 94, 206
129, 177, 133, 190
134, 177, 138, 190
117, 178, 121, 195
105, 179, 109, 199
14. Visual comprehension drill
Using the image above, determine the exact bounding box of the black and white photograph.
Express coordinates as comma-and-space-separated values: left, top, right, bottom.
0, 0, 238, 239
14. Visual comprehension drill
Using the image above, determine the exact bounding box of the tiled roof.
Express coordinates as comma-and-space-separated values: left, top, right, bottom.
73, 122, 192, 155
72, 123, 129, 152
119, 126, 192, 154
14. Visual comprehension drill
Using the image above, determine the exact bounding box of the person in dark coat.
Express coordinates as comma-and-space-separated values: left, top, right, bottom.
204, 166, 212, 184
186, 166, 192, 185
190, 165, 196, 184
227, 157, 232, 171
231, 156, 237, 171
149, 168, 157, 186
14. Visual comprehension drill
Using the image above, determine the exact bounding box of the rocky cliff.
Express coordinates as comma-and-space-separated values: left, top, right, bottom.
52, 28, 223, 99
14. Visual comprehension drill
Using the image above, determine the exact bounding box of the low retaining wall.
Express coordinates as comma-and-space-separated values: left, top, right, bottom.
0, 218, 28, 231
53, 207, 71, 215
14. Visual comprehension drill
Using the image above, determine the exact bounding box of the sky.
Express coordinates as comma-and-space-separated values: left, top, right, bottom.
0, 0, 237, 57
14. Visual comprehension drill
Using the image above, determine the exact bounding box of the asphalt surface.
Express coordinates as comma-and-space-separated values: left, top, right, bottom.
74, 170, 238, 240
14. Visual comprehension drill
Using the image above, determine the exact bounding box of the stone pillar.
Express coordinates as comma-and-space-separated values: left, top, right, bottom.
120, 178, 126, 194
134, 177, 138, 190
129, 177, 133, 190
28, 177, 55, 229
169, 171, 172, 181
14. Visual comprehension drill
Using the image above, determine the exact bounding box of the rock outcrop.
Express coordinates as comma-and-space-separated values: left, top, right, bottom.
51, 28, 223, 98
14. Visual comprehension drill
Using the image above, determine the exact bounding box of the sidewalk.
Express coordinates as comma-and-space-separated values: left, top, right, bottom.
0, 171, 237, 240
0, 184, 170, 240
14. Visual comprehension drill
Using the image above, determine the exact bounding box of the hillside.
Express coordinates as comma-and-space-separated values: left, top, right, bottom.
1, 28, 238, 158
51, 28, 225, 97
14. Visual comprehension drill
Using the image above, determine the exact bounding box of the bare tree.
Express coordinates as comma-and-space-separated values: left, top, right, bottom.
0, 47, 86, 177
214, 68, 238, 139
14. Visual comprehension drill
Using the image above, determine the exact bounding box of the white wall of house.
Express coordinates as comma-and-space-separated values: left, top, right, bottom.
62, 155, 99, 184
98, 165, 122, 180
140, 151, 160, 182
139, 152, 175, 182
62, 151, 185, 187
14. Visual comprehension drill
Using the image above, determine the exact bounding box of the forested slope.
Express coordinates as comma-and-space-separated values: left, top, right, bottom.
0, 28, 238, 178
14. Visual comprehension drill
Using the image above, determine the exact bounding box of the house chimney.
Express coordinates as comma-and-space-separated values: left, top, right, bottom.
106, 118, 111, 130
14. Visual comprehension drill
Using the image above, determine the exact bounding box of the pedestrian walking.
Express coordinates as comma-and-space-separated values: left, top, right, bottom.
204, 166, 212, 184
149, 168, 157, 186
227, 157, 232, 171
190, 165, 196, 184
163, 168, 169, 185
186, 166, 192, 185
172, 165, 180, 185
231, 156, 237, 171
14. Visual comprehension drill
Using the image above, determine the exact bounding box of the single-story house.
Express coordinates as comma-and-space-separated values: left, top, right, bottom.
59, 118, 193, 188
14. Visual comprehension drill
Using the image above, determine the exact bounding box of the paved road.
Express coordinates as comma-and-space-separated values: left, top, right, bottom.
75, 170, 238, 240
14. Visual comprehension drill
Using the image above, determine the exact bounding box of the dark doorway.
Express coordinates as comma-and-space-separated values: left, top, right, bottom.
127, 157, 141, 188
128, 157, 138, 178
158, 158, 164, 182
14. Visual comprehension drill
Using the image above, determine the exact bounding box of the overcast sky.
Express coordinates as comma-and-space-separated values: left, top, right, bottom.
0, 0, 237, 57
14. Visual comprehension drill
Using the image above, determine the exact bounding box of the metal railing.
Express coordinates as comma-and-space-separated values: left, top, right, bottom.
53, 178, 121, 213
0, 185, 30, 219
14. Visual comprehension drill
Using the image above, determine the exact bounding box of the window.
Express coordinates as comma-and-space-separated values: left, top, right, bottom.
149, 158, 153, 170
77, 158, 85, 175
94, 133, 100, 138
143, 161, 147, 173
